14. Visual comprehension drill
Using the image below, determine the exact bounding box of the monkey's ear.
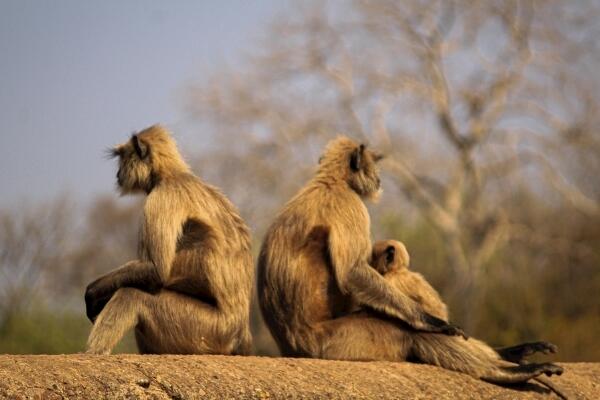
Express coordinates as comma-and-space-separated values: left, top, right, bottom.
350, 144, 366, 172
132, 135, 149, 159
385, 245, 396, 264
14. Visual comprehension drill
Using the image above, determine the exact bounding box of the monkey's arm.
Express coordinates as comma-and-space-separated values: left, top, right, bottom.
347, 264, 464, 336
142, 191, 187, 282
329, 228, 465, 337
85, 260, 160, 322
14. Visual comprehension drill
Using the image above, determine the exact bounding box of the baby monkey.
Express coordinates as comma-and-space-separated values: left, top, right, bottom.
369, 240, 567, 398
370, 240, 447, 320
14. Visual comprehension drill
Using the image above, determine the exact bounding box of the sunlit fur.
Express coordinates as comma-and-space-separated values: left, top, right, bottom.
111, 126, 190, 194
315, 137, 383, 201
258, 135, 452, 353
370, 240, 447, 320
368, 240, 564, 388
257, 135, 562, 384
86, 124, 253, 355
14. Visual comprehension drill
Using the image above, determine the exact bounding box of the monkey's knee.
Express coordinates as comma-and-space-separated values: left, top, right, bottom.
86, 288, 149, 355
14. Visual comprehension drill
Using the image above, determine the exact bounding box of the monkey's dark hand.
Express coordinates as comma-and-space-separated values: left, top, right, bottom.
423, 314, 468, 339
85, 280, 114, 323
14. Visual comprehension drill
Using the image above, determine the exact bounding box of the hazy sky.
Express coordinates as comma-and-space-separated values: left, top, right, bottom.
0, 1, 283, 207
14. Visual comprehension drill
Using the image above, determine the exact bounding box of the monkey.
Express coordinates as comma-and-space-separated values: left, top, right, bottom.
257, 136, 563, 384
368, 240, 448, 319
369, 240, 567, 397
84, 124, 253, 355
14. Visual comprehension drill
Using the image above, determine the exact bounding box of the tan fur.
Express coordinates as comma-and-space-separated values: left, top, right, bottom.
370, 240, 448, 320
365, 239, 565, 390
85, 125, 253, 355
258, 136, 460, 352
257, 136, 562, 384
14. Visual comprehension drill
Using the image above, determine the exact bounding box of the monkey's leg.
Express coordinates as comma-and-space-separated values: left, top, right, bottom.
495, 342, 558, 364
133, 290, 244, 355
316, 313, 413, 361
86, 287, 149, 355
410, 333, 563, 384
85, 260, 160, 322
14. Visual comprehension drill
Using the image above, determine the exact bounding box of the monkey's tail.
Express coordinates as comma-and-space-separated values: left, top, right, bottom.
410, 333, 563, 384
534, 376, 569, 400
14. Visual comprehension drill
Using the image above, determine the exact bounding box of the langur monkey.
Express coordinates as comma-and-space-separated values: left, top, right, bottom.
369, 240, 566, 396
85, 125, 253, 355
257, 136, 562, 384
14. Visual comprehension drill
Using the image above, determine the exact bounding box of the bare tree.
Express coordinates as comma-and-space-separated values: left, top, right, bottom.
0, 198, 74, 328
185, 0, 600, 331
66, 195, 140, 293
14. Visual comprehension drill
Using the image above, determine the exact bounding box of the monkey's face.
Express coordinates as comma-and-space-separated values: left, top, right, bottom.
318, 137, 384, 200
111, 134, 153, 194
370, 240, 410, 275
347, 143, 384, 201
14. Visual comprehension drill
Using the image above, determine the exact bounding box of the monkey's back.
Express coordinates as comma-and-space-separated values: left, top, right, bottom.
142, 173, 253, 320
257, 183, 364, 354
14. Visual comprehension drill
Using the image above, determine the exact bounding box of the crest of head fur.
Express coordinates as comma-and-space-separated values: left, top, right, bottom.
316, 136, 383, 200
111, 124, 190, 194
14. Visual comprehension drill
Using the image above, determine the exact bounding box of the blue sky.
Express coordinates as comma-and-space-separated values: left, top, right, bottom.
0, 1, 284, 207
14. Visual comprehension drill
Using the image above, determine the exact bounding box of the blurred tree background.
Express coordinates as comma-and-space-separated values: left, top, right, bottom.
1, 0, 599, 360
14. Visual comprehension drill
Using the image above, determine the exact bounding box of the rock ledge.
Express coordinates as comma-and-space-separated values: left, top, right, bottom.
0, 355, 597, 399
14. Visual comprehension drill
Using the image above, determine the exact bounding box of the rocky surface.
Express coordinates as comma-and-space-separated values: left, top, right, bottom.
0, 355, 597, 399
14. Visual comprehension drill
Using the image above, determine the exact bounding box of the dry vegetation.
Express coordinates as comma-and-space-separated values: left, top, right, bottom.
1, 0, 599, 361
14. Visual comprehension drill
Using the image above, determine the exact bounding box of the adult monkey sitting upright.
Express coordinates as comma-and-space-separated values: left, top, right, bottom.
85, 125, 253, 355
257, 136, 562, 384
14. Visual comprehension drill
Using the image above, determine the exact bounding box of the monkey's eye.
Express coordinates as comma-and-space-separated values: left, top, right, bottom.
385, 245, 395, 264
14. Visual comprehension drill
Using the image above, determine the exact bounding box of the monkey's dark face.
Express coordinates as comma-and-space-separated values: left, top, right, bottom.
370, 240, 410, 275
347, 144, 384, 201
371, 245, 396, 275
317, 137, 384, 200
111, 134, 153, 194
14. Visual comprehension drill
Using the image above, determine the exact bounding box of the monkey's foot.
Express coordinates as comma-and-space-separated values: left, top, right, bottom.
85, 348, 111, 355
496, 342, 558, 364
508, 362, 563, 377
542, 363, 564, 377
523, 362, 563, 377
488, 363, 564, 385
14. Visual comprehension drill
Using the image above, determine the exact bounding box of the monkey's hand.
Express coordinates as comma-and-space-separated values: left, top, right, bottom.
422, 314, 468, 339
84, 261, 162, 322
85, 281, 112, 323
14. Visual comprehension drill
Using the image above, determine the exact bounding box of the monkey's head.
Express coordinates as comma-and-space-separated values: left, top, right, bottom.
370, 240, 410, 275
110, 124, 189, 194
317, 136, 384, 200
